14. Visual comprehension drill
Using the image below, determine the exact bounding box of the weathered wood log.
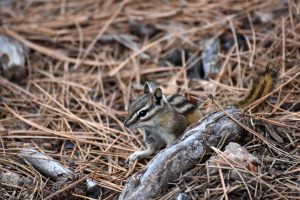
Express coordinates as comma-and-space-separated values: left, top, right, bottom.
119, 106, 247, 200
20, 148, 75, 181
20, 148, 101, 199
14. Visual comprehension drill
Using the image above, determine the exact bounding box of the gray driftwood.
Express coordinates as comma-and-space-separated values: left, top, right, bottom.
21, 148, 75, 181
20, 148, 100, 198
119, 106, 246, 200
0, 34, 28, 81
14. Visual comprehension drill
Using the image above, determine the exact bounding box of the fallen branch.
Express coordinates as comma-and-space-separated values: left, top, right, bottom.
20, 148, 101, 199
20, 148, 75, 181
119, 106, 247, 200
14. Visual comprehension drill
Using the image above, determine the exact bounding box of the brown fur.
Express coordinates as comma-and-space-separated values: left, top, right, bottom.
160, 111, 188, 137
186, 110, 203, 125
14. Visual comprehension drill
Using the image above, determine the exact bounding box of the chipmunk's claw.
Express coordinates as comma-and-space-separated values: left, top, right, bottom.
126, 152, 140, 164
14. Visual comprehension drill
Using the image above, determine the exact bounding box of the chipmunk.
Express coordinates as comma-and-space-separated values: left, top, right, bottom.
124, 67, 276, 163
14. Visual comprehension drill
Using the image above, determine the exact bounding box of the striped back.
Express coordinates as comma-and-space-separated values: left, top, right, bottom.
166, 93, 197, 115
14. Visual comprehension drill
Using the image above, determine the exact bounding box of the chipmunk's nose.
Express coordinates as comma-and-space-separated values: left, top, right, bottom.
124, 118, 130, 127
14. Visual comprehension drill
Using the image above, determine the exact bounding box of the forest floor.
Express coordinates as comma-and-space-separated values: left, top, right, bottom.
0, 0, 299, 199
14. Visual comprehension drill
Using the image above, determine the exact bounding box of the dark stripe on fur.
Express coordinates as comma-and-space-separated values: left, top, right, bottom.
167, 94, 182, 103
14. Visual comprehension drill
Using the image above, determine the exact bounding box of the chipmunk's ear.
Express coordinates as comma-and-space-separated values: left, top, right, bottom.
144, 81, 152, 94
144, 81, 158, 94
153, 88, 163, 106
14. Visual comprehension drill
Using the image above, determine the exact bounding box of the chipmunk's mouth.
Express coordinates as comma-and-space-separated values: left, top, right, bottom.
124, 115, 147, 129
125, 123, 142, 130
124, 120, 146, 131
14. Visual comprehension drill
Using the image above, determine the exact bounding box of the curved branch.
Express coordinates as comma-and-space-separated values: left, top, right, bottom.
120, 107, 247, 200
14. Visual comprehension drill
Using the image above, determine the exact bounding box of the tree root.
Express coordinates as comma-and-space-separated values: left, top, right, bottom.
120, 106, 247, 200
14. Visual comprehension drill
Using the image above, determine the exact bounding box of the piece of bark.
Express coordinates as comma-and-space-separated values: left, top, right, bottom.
207, 142, 261, 181
0, 171, 33, 186
173, 193, 191, 200
119, 107, 246, 200
201, 37, 221, 79
0, 34, 28, 82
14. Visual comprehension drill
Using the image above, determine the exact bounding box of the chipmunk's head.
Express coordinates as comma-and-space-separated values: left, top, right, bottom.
124, 82, 167, 129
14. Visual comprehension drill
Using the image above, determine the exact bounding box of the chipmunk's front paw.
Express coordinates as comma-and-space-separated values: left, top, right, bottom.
126, 151, 145, 164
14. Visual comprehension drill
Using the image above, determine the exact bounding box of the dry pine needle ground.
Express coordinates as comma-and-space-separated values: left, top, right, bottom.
0, 0, 299, 199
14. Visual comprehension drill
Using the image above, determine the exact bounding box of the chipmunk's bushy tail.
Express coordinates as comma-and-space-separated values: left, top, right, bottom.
235, 65, 277, 109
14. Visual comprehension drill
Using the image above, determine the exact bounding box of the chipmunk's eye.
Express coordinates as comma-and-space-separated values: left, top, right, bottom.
138, 110, 147, 117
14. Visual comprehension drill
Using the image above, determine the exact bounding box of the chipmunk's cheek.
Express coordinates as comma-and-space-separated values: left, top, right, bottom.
128, 127, 138, 133
139, 120, 153, 128
128, 122, 143, 129
128, 123, 142, 130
